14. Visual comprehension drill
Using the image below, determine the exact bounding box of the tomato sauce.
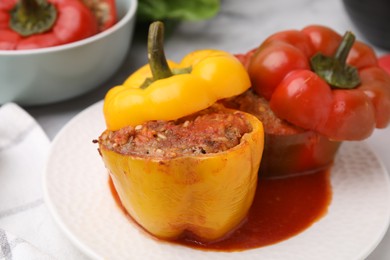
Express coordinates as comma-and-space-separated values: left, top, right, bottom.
109, 169, 331, 251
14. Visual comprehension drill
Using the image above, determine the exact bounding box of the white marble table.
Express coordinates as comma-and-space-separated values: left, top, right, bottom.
25, 0, 390, 259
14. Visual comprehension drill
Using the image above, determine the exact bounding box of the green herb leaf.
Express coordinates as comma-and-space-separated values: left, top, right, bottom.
137, 0, 220, 22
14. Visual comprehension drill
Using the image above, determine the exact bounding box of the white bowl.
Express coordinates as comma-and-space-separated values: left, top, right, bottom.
0, 0, 137, 105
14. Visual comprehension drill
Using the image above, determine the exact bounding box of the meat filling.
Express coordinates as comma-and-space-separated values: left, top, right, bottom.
222, 90, 304, 135
98, 107, 252, 159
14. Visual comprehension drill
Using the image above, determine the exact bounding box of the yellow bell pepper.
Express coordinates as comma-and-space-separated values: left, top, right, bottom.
98, 22, 264, 242
103, 22, 251, 131
99, 109, 264, 241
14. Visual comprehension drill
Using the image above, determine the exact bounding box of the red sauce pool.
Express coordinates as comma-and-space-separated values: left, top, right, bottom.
109, 169, 332, 251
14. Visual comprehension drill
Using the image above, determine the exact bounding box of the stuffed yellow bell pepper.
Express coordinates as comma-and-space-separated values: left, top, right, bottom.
98, 21, 264, 242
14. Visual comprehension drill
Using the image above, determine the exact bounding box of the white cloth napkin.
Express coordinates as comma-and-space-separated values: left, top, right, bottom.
0, 103, 89, 260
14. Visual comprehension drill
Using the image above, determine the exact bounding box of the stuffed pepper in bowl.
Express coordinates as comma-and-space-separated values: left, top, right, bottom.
232, 25, 390, 178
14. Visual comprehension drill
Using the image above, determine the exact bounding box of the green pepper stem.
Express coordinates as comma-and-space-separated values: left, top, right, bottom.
148, 21, 173, 80
310, 30, 360, 89
10, 0, 57, 37
334, 31, 355, 65
19, 0, 40, 15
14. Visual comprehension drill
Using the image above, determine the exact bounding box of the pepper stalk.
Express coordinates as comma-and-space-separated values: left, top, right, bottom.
141, 21, 191, 89
148, 21, 173, 80
310, 31, 361, 89
10, 0, 57, 37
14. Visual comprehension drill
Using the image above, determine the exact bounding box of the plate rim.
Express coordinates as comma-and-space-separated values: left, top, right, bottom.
42, 101, 105, 260
42, 100, 390, 260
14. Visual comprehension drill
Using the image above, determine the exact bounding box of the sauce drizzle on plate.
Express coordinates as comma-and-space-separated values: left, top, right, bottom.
109, 169, 331, 251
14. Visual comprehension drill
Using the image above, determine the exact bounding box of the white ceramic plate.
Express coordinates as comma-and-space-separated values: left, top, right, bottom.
43, 101, 390, 260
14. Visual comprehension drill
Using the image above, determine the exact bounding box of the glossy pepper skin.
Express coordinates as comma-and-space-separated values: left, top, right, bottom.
104, 50, 251, 130
99, 110, 264, 241
103, 22, 250, 131
247, 25, 390, 141
379, 54, 390, 76
0, 0, 98, 50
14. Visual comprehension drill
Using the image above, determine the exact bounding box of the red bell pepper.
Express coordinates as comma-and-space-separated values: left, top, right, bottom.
234, 48, 256, 69
246, 25, 390, 141
81, 0, 117, 32
379, 54, 390, 76
0, 0, 99, 50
